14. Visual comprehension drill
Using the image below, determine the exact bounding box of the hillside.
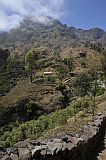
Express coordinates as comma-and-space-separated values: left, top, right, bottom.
75, 28, 106, 47
0, 17, 106, 150
0, 17, 106, 52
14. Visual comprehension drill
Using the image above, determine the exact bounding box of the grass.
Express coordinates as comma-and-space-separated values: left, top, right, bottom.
0, 78, 58, 109
0, 98, 93, 147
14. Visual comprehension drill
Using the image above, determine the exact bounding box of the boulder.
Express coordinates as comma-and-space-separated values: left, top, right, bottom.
7, 147, 18, 155
0, 152, 7, 159
14, 141, 28, 148
47, 142, 64, 155
1, 155, 12, 160
66, 142, 75, 151
31, 145, 47, 157
0, 145, 7, 159
10, 153, 18, 160
18, 148, 31, 160
0, 145, 7, 152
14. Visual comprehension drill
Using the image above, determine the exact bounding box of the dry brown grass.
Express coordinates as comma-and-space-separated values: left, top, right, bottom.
0, 77, 61, 112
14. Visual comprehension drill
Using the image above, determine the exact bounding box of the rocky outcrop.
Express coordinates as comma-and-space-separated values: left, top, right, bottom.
0, 18, 106, 51
1, 112, 106, 160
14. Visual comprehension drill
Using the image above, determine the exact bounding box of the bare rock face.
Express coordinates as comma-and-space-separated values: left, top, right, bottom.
0, 155, 12, 160
10, 153, 18, 160
18, 148, 32, 160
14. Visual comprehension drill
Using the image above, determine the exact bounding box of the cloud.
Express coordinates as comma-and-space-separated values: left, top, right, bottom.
0, 0, 66, 31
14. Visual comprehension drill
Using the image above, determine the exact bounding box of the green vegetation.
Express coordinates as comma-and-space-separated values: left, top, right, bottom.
80, 59, 87, 68
0, 98, 93, 147
102, 49, 106, 86
62, 58, 73, 73
46, 76, 56, 82
95, 86, 105, 96
73, 73, 91, 97
25, 49, 38, 82
0, 23, 105, 150
0, 49, 11, 95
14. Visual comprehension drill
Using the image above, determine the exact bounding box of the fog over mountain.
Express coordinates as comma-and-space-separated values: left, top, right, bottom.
0, 17, 106, 49
0, 0, 66, 31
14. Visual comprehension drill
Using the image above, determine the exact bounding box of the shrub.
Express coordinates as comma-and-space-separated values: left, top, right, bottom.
47, 76, 56, 82
0, 98, 92, 147
95, 86, 105, 96
78, 111, 86, 118
80, 59, 86, 68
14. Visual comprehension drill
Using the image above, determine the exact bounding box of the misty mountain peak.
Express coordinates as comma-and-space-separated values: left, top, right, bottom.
19, 16, 62, 30
0, 18, 106, 49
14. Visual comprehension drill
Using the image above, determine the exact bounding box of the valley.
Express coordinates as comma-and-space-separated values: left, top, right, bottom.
0, 17, 106, 160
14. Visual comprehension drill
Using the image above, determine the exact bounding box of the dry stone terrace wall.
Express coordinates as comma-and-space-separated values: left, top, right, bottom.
0, 112, 106, 160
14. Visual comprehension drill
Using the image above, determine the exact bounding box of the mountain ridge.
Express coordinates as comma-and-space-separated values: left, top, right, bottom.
0, 17, 106, 51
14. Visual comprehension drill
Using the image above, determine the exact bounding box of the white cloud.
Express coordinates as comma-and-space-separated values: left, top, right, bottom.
0, 0, 65, 31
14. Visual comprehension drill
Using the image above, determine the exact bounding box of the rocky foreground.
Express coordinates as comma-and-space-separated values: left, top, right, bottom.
97, 135, 106, 160
0, 112, 106, 160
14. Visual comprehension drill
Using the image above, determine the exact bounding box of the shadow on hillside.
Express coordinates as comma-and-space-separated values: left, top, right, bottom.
90, 137, 106, 160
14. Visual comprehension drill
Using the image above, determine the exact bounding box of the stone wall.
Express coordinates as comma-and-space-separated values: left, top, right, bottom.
0, 112, 106, 160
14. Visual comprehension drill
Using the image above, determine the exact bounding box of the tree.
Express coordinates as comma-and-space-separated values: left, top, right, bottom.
90, 80, 98, 115
73, 73, 91, 97
7, 56, 14, 72
58, 81, 73, 107
102, 49, 106, 86
63, 58, 73, 74
25, 50, 38, 82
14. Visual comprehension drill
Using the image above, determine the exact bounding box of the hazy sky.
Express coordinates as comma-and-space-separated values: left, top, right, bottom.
0, 0, 106, 31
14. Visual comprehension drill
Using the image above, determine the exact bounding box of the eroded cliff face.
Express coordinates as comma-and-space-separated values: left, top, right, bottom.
0, 18, 106, 50
0, 112, 106, 160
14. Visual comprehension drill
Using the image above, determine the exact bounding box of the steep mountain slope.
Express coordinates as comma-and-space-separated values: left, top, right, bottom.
0, 17, 106, 149
0, 17, 77, 51
0, 44, 103, 126
75, 28, 106, 47
0, 17, 104, 118
0, 17, 106, 50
